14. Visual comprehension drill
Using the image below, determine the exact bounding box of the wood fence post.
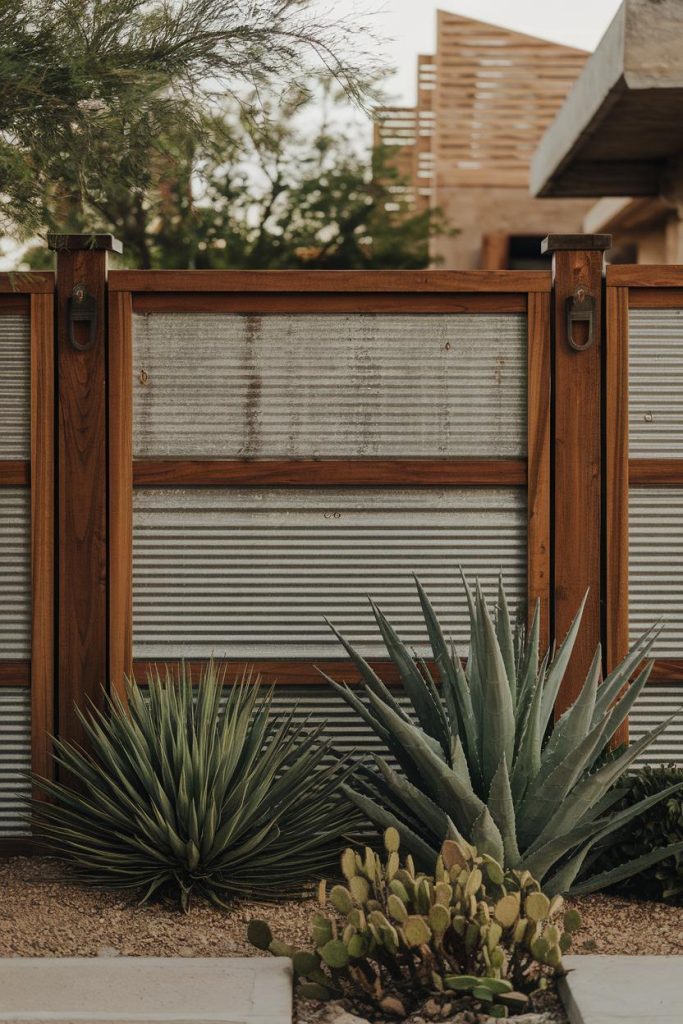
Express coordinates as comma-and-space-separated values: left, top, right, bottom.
543, 234, 611, 715
49, 233, 122, 749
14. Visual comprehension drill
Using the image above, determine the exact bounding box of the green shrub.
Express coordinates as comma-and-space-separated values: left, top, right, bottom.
248, 828, 581, 1019
33, 662, 360, 910
322, 575, 683, 896
589, 764, 683, 903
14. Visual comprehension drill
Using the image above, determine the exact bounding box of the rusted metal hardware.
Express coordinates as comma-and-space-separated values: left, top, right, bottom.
68, 282, 97, 351
565, 285, 595, 351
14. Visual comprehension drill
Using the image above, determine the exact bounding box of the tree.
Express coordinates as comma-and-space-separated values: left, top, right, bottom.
26, 83, 448, 270
0, 0, 377, 238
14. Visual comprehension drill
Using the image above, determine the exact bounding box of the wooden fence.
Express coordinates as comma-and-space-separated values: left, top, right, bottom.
0, 233, 681, 851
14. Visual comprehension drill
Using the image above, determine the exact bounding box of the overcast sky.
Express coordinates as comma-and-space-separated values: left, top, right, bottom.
331, 0, 624, 105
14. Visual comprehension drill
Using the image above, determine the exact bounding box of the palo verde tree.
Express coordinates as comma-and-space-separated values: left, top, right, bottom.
0, 0, 378, 240
25, 81, 447, 270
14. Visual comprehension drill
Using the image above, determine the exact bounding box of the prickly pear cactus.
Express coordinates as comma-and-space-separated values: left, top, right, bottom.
247, 829, 580, 1019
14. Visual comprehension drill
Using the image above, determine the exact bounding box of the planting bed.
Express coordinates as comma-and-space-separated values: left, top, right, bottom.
1, 858, 682, 959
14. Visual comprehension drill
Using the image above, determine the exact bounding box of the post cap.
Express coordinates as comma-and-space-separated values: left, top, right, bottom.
48, 233, 123, 254
541, 234, 612, 254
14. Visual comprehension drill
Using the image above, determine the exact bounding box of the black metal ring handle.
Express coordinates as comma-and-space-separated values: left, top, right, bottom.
566, 286, 595, 352
68, 283, 98, 351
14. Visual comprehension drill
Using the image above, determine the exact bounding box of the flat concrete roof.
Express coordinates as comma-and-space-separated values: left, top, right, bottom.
531, 0, 683, 198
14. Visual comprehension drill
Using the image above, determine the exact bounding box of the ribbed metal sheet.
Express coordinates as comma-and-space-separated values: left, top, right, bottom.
629, 308, 683, 457
0, 687, 31, 836
0, 488, 31, 659
132, 312, 527, 458
629, 487, 683, 658
629, 686, 683, 766
0, 314, 30, 459
133, 487, 527, 659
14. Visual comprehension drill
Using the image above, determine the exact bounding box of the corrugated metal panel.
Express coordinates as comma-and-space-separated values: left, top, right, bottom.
629, 686, 683, 766
133, 487, 526, 659
629, 487, 683, 657
0, 314, 30, 459
132, 313, 527, 458
0, 488, 31, 659
629, 308, 683, 457
0, 687, 31, 836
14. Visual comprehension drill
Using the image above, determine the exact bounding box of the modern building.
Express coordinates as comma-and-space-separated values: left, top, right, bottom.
531, 0, 683, 263
374, 10, 593, 269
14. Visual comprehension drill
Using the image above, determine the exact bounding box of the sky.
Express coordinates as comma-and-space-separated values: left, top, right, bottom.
328, 0, 624, 106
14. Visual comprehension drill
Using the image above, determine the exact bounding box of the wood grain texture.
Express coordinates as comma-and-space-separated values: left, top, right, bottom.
0, 273, 53, 294
628, 288, 683, 309
552, 247, 605, 717
132, 459, 528, 488
56, 248, 108, 748
111, 269, 551, 294
131, 658, 437, 687
109, 292, 133, 704
0, 660, 30, 685
0, 296, 30, 314
0, 461, 29, 485
605, 286, 630, 746
132, 292, 528, 314
607, 265, 683, 287
30, 294, 55, 783
527, 292, 551, 651
629, 459, 683, 485
649, 660, 683, 683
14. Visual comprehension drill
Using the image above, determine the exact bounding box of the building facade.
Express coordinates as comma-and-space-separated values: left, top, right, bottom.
374, 11, 593, 269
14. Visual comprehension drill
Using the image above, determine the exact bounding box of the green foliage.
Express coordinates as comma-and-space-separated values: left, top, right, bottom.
22, 80, 448, 271
248, 829, 579, 1018
0, 1, 378, 239
323, 575, 683, 896
32, 662, 360, 910
589, 764, 683, 903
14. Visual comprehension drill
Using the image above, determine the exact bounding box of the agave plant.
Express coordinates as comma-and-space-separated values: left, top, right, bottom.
321, 576, 683, 896
33, 662, 360, 910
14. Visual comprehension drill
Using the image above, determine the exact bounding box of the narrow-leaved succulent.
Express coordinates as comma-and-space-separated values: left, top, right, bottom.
33, 661, 361, 910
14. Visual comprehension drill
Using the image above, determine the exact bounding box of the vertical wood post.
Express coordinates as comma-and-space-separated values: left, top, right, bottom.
543, 234, 611, 715
49, 233, 122, 748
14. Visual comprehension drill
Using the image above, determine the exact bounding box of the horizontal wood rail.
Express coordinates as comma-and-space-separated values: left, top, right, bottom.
0, 295, 30, 315
607, 265, 683, 287
132, 459, 528, 488
0, 461, 29, 486
629, 459, 683, 486
0, 661, 30, 685
132, 658, 437, 687
0, 273, 54, 294
132, 657, 682, 687
111, 269, 551, 293
628, 288, 683, 309
649, 660, 683, 684
132, 292, 527, 314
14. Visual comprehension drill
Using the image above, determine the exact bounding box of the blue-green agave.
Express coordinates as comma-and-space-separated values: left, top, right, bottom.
33, 662, 360, 910
322, 577, 683, 896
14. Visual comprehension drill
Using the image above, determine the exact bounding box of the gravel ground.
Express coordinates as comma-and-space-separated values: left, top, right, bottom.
1, 857, 682, 958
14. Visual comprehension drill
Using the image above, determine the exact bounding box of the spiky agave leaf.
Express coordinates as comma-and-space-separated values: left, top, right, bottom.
327, 575, 683, 895
33, 661, 361, 909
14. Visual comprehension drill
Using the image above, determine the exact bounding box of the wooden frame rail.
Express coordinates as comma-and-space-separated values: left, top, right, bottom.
109, 273, 552, 692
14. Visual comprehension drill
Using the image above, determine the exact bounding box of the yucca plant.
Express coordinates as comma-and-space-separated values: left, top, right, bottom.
321, 576, 683, 896
33, 662, 361, 910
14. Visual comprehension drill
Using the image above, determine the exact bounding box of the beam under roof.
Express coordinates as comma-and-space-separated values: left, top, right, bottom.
531, 0, 683, 198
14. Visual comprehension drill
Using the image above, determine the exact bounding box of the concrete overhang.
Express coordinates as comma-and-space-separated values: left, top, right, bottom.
531, 0, 683, 199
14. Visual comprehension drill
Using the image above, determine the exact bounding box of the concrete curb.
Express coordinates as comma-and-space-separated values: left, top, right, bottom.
559, 954, 683, 1023
0, 957, 292, 1024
